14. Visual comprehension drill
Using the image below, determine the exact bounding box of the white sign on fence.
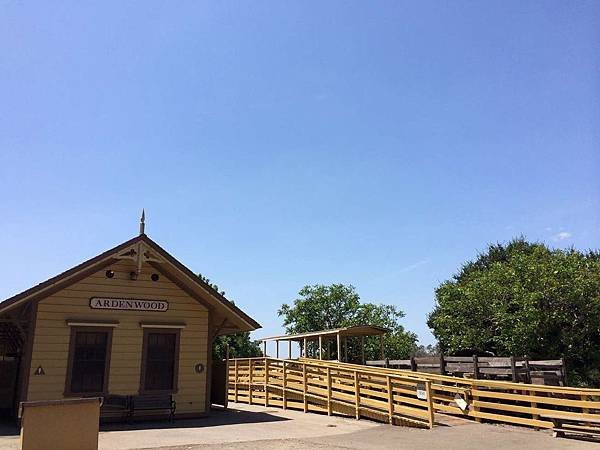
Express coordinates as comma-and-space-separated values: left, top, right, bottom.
416, 382, 427, 400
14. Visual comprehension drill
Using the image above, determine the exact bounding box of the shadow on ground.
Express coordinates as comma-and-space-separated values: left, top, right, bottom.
0, 420, 18, 438
101, 406, 290, 432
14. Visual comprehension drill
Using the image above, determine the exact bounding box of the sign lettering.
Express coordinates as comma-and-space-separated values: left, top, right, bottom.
89, 297, 169, 312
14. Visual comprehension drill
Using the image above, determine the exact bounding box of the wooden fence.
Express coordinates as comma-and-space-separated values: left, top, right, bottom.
300, 358, 600, 430
366, 356, 566, 385
228, 357, 435, 428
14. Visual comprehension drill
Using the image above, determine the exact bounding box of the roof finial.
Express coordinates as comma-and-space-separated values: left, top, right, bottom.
139, 209, 146, 235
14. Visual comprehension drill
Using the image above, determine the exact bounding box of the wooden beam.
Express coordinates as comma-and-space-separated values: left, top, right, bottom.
288, 340, 292, 359
337, 333, 341, 362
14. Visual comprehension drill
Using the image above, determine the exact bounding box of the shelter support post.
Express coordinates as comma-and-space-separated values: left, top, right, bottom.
337, 332, 341, 362
318, 336, 323, 360
361, 336, 365, 364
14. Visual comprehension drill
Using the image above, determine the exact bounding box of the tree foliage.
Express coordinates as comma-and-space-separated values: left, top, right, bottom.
427, 238, 600, 386
278, 284, 417, 361
198, 273, 262, 361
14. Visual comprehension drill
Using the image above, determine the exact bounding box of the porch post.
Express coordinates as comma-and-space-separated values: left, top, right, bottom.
337, 333, 341, 362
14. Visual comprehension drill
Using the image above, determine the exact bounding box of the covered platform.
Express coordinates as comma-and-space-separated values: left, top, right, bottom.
259, 325, 388, 363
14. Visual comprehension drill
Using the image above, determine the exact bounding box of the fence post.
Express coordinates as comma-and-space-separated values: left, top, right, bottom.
425, 380, 434, 429
385, 358, 390, 368
265, 358, 270, 407
249, 359, 254, 405
439, 353, 445, 375
510, 356, 517, 382
523, 356, 531, 384
560, 357, 567, 386
282, 360, 287, 410
410, 356, 417, 372
386, 376, 394, 425
354, 370, 360, 419
472, 355, 479, 379
303, 363, 308, 412
326, 367, 332, 416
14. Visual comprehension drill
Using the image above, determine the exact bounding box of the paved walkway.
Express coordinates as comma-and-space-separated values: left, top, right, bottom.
1, 403, 598, 449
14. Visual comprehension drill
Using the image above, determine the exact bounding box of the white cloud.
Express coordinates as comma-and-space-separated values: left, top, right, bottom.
399, 259, 430, 273
553, 231, 572, 241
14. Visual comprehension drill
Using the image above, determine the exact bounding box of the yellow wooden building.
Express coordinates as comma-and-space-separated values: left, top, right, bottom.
0, 220, 260, 421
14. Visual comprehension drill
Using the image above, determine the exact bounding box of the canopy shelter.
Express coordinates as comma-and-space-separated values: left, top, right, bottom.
259, 325, 389, 364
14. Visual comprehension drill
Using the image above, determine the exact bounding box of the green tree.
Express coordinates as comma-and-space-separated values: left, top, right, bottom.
427, 238, 600, 386
278, 284, 417, 361
198, 273, 262, 361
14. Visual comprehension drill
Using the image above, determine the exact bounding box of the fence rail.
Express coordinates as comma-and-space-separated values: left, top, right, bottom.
366, 356, 566, 385
298, 358, 600, 430
228, 357, 434, 429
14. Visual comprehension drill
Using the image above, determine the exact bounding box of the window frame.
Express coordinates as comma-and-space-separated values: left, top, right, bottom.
139, 328, 181, 395
64, 326, 113, 397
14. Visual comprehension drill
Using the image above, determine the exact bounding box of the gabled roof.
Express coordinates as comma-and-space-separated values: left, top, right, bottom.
0, 234, 261, 333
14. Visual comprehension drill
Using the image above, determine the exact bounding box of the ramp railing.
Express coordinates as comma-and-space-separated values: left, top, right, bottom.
228, 357, 435, 429
297, 358, 600, 430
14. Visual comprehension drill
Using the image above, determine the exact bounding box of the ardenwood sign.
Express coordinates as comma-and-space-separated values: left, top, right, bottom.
89, 297, 169, 312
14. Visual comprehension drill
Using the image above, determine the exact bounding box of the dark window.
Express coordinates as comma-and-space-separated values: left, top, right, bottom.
66, 329, 112, 394
141, 330, 179, 392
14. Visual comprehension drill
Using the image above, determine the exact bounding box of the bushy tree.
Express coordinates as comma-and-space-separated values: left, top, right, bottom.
278, 284, 417, 361
199, 273, 262, 361
427, 238, 600, 386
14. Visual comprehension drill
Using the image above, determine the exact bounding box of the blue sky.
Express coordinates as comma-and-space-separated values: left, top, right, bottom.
1, 1, 598, 347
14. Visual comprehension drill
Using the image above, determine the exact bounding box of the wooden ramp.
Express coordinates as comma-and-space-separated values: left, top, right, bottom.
229, 357, 434, 429
228, 357, 600, 434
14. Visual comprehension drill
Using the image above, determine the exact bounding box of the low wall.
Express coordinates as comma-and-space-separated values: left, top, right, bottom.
19, 397, 101, 450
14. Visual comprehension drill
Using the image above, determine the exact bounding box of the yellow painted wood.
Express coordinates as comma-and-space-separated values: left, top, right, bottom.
27, 259, 210, 416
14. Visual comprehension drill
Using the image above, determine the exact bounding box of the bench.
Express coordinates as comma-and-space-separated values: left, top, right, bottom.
540, 413, 600, 439
100, 395, 131, 421
130, 394, 176, 422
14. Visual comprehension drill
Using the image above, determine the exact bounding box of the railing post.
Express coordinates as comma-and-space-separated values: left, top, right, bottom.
386, 375, 394, 425
249, 359, 253, 405
439, 353, 445, 375
354, 370, 360, 419
265, 358, 270, 407
326, 367, 332, 416
234, 359, 239, 403
425, 380, 434, 429
303, 363, 308, 412
282, 360, 287, 410
225, 345, 230, 409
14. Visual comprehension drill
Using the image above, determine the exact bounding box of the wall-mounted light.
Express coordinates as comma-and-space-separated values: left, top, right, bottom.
151, 273, 160, 282
105, 270, 115, 279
